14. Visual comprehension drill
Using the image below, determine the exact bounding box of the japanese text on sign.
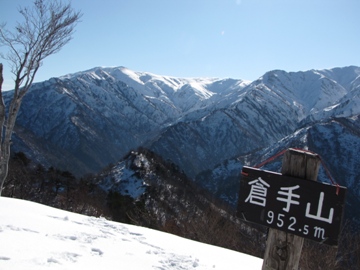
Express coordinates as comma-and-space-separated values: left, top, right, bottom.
237, 167, 346, 246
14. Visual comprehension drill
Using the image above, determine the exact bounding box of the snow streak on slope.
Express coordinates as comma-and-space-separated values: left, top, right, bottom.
0, 197, 262, 269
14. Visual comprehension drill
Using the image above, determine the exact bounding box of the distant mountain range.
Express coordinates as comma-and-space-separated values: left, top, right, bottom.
5, 65, 360, 224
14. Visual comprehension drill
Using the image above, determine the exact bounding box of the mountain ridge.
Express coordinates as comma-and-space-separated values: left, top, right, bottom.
6, 65, 359, 168
4, 65, 360, 221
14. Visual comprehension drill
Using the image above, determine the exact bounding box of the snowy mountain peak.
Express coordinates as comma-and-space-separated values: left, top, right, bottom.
256, 67, 359, 115
59, 66, 250, 105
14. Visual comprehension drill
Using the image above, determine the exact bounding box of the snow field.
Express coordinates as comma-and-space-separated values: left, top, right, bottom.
0, 197, 262, 269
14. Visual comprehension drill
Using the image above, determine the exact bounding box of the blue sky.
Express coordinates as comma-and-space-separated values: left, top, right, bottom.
1, 0, 359, 90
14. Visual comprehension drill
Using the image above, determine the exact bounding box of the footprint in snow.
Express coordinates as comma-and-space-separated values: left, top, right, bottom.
47, 257, 60, 264
91, 248, 103, 256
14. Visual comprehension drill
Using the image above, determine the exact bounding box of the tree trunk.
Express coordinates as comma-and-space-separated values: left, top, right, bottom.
0, 63, 6, 196
0, 99, 25, 196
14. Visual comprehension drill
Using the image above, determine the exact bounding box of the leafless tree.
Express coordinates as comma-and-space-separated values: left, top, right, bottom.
0, 0, 82, 196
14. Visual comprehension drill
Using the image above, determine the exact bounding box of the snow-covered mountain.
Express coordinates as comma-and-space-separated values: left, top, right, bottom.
151, 67, 360, 176
7, 66, 249, 175
5, 65, 360, 223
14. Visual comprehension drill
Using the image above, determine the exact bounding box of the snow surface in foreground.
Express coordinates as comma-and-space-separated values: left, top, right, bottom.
0, 197, 262, 269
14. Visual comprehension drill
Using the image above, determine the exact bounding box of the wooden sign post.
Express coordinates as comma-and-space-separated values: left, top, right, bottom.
262, 149, 320, 270
237, 148, 347, 269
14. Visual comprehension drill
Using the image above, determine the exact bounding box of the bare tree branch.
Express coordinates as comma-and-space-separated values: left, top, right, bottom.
0, 0, 82, 195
